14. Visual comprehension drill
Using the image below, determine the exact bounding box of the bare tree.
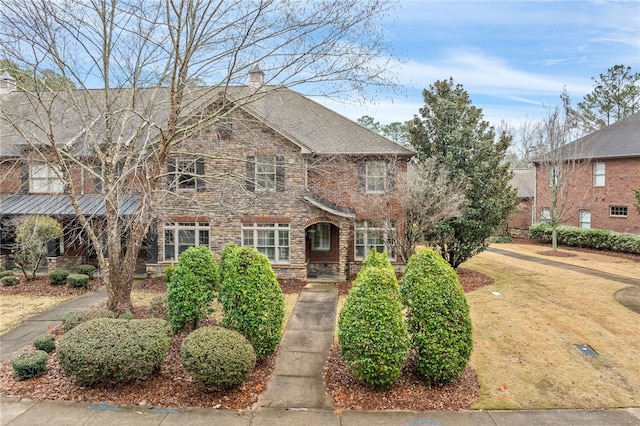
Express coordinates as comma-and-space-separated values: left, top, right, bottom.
0, 0, 397, 313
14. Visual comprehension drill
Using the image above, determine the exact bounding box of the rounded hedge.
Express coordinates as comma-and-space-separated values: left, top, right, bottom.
75, 264, 96, 278
219, 244, 284, 359
338, 265, 409, 389
67, 273, 89, 288
0, 270, 16, 278
33, 333, 56, 353
12, 349, 48, 380
149, 294, 169, 320
1, 275, 20, 286
49, 269, 69, 286
62, 308, 117, 333
167, 246, 218, 333
57, 318, 172, 386
400, 248, 473, 384
180, 326, 256, 391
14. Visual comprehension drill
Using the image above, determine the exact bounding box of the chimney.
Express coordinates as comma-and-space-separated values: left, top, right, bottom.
0, 70, 17, 94
248, 65, 264, 88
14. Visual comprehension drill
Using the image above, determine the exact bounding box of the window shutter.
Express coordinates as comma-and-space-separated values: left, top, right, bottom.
167, 158, 176, 191
93, 164, 103, 193
21, 162, 29, 193
357, 161, 366, 192
245, 156, 255, 192
145, 226, 158, 264
276, 155, 285, 192
195, 158, 205, 192
386, 160, 395, 193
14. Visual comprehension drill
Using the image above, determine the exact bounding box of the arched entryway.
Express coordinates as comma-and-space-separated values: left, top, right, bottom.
305, 221, 341, 279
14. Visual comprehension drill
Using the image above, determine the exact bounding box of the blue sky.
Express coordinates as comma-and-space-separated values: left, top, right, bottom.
319, 0, 640, 127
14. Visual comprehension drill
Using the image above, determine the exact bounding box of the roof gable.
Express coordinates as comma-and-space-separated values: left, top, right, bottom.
564, 112, 640, 160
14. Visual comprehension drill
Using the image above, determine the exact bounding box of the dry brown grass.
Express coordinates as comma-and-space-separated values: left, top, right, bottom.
0, 295, 73, 335
464, 248, 640, 409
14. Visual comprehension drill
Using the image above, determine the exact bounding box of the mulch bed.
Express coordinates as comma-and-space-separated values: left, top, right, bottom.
0, 276, 103, 297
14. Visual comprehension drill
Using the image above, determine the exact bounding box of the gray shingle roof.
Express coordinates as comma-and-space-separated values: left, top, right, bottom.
510, 169, 535, 198
564, 112, 640, 160
0, 194, 139, 216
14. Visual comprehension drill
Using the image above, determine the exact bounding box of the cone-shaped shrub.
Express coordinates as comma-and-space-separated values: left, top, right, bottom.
400, 248, 473, 383
167, 246, 218, 333
219, 244, 284, 359
338, 262, 409, 389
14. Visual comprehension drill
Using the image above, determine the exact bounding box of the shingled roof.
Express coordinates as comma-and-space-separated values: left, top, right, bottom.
562, 112, 640, 160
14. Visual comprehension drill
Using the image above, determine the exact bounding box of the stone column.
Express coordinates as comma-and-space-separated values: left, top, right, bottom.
338, 219, 351, 281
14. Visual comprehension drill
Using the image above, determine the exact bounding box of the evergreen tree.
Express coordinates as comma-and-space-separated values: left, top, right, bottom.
407, 78, 515, 268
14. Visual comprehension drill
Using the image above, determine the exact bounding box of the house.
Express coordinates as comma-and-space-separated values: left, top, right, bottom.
533, 112, 640, 234
0, 69, 415, 280
507, 168, 535, 236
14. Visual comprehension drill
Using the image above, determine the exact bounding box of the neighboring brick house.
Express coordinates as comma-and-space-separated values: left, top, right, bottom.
507, 168, 535, 236
0, 69, 415, 280
533, 112, 640, 235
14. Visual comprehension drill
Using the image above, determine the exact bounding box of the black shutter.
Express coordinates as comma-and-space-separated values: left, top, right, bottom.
93, 164, 103, 193
195, 158, 205, 192
276, 155, 285, 192
167, 158, 176, 191
386, 159, 395, 193
245, 156, 255, 192
145, 226, 158, 264
357, 161, 366, 192
21, 162, 29, 193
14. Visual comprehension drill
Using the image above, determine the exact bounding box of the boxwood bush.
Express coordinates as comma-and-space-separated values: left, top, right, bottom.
0, 270, 16, 278
400, 248, 473, 384
75, 264, 96, 278
149, 295, 169, 320
166, 246, 218, 333
62, 308, 117, 333
338, 263, 409, 389
67, 273, 89, 288
49, 268, 69, 285
1, 275, 19, 286
12, 349, 48, 380
219, 244, 284, 359
180, 326, 256, 391
529, 223, 640, 255
33, 333, 56, 353
57, 318, 172, 386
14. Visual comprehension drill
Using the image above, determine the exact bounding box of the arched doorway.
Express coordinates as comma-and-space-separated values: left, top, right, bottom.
305, 221, 340, 279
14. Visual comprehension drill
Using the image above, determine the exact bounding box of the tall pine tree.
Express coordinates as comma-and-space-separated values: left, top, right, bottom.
408, 78, 515, 268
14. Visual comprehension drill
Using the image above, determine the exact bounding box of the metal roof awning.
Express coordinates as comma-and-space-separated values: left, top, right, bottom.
0, 194, 139, 216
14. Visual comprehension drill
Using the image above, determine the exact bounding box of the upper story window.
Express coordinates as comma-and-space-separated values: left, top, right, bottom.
163, 221, 210, 262
540, 208, 551, 223
358, 160, 394, 194
241, 222, 290, 263
168, 158, 205, 191
30, 164, 63, 193
245, 155, 285, 192
593, 162, 605, 187
610, 206, 628, 217
549, 166, 559, 187
354, 220, 396, 261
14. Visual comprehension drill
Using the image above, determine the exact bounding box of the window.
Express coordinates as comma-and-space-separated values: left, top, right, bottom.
168, 158, 204, 191
311, 223, 331, 251
255, 156, 276, 191
579, 210, 591, 229
366, 161, 387, 193
549, 166, 559, 187
610, 206, 628, 217
30, 164, 63, 193
354, 221, 396, 261
163, 221, 210, 261
593, 162, 605, 187
242, 222, 290, 263
540, 208, 551, 223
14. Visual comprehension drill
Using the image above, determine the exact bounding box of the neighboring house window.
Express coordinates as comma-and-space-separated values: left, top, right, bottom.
311, 223, 331, 251
579, 210, 591, 229
30, 164, 64, 193
593, 162, 605, 187
549, 166, 559, 187
168, 158, 205, 191
354, 220, 396, 261
610, 206, 628, 217
245, 156, 285, 192
540, 208, 551, 223
242, 222, 290, 263
163, 221, 210, 262
366, 160, 387, 193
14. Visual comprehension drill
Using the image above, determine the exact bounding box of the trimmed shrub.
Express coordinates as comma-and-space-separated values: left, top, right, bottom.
33, 334, 56, 353
75, 264, 96, 278
166, 246, 218, 333
529, 223, 640, 255
12, 350, 48, 380
118, 312, 134, 320
219, 244, 284, 359
67, 273, 89, 288
0, 270, 15, 278
361, 249, 394, 271
180, 326, 256, 391
49, 269, 70, 285
149, 295, 169, 320
164, 264, 176, 284
338, 265, 409, 389
57, 318, 172, 386
401, 248, 473, 384
1, 275, 20, 286
62, 309, 117, 333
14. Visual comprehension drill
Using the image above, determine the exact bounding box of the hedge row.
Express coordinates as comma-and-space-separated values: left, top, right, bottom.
529, 223, 640, 255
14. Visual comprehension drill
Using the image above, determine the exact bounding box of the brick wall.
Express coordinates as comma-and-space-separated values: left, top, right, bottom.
535, 157, 640, 234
